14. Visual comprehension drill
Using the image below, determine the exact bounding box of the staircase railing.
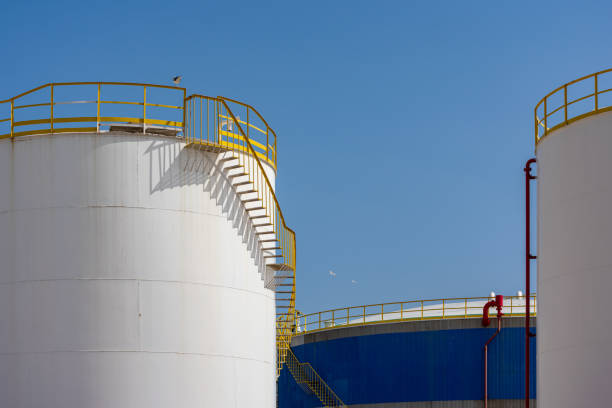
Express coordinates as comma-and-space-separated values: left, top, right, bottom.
184, 95, 295, 271
184, 95, 297, 375
282, 339, 346, 407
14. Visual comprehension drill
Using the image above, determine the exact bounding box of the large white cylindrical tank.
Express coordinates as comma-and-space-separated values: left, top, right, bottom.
0, 132, 277, 407
537, 111, 612, 408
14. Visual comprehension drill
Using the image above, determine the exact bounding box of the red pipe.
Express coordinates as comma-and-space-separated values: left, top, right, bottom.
524, 158, 537, 408
481, 300, 496, 327
483, 295, 503, 408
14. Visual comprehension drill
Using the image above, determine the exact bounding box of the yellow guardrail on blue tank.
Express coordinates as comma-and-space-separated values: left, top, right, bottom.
296, 294, 537, 334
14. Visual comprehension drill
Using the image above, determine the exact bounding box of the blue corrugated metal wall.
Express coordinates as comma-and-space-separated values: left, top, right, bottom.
278, 327, 536, 407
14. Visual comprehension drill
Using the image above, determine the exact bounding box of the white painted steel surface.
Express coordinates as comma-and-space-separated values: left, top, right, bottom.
0, 132, 277, 407
537, 111, 612, 408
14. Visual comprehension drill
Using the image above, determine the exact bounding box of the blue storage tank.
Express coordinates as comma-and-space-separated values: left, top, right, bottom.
278, 316, 536, 407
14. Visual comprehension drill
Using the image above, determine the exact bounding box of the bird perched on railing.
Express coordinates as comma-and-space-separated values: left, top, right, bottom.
173, 76, 182, 85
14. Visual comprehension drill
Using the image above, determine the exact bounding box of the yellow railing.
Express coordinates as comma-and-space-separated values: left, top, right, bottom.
282, 339, 346, 407
535, 68, 612, 144
0, 82, 185, 139
296, 294, 537, 334
277, 310, 297, 375
184, 95, 277, 169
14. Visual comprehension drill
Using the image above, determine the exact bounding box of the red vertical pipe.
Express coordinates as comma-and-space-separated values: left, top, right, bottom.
524, 158, 537, 408
483, 296, 503, 408
484, 317, 502, 408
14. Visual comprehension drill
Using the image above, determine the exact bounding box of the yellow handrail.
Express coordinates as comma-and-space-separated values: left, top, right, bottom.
218, 98, 297, 378
218, 95, 278, 169
0, 82, 186, 140
281, 338, 346, 407
535, 68, 612, 145
296, 294, 537, 334
219, 98, 296, 269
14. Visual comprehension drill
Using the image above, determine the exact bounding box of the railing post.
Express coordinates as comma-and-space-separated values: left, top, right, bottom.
266, 125, 269, 161
544, 98, 548, 136
464, 299, 467, 318
332, 310, 335, 327
182, 89, 187, 138
97, 84, 101, 133
274, 130, 277, 168
363, 306, 366, 324
564, 84, 568, 124
143, 86, 147, 133
595, 74, 599, 111
442, 299, 445, 318
400, 302, 403, 320
381, 304, 384, 321
534, 109, 538, 144
421, 300, 424, 320
318, 312, 321, 330
10, 99, 14, 139
50, 84, 54, 133
215, 100, 219, 144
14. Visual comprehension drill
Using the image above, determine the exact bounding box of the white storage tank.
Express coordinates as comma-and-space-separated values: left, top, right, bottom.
0, 83, 289, 408
536, 69, 612, 408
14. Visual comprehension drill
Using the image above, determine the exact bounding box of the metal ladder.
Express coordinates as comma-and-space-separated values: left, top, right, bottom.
281, 339, 346, 407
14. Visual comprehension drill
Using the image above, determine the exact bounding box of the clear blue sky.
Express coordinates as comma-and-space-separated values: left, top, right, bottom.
2, 0, 611, 313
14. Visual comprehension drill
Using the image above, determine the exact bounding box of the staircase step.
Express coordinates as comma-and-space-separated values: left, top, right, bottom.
251, 214, 270, 219
247, 206, 265, 211
229, 173, 248, 179
265, 254, 284, 258
256, 230, 274, 235
238, 188, 256, 193
224, 164, 242, 170
263, 247, 282, 250
219, 156, 237, 162
260, 239, 278, 243
241, 198, 260, 203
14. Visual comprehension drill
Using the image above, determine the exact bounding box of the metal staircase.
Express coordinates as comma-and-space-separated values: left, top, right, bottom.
281, 340, 346, 407
184, 95, 343, 408
183, 94, 297, 370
